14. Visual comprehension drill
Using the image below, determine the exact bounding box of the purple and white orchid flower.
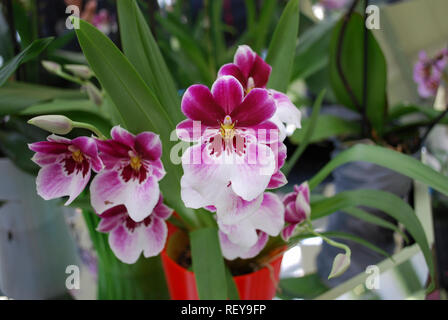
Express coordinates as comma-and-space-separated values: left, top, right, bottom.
218, 192, 284, 260
90, 126, 165, 222
413, 49, 448, 98
177, 75, 282, 222
97, 195, 172, 264
218, 45, 301, 141
29, 134, 103, 205
281, 182, 311, 241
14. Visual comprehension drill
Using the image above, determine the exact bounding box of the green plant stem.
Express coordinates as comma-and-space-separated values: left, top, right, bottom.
72, 121, 107, 140
305, 222, 351, 256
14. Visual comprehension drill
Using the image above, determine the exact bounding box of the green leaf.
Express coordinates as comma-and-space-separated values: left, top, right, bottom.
0, 82, 86, 116
117, 0, 183, 123
156, 12, 213, 85
344, 207, 409, 243
225, 266, 240, 300
292, 16, 337, 80
190, 228, 228, 300
0, 37, 53, 86
289, 114, 361, 145
279, 273, 329, 299
329, 13, 387, 134
253, 0, 277, 53
283, 89, 325, 176
266, 0, 300, 92
308, 144, 448, 197
209, 0, 226, 67
74, 17, 199, 228
309, 189, 435, 290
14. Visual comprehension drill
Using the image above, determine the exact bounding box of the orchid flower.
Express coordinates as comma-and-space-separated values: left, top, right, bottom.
320, 0, 349, 10
218, 192, 284, 260
414, 49, 448, 98
218, 45, 301, 140
281, 182, 311, 241
177, 75, 283, 223
90, 126, 165, 222
97, 195, 172, 264
29, 134, 103, 205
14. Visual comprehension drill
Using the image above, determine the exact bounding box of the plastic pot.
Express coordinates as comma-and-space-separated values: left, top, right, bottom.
161, 229, 283, 300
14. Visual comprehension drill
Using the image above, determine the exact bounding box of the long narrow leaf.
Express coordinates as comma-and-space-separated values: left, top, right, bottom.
310, 189, 434, 290
74, 17, 199, 228
190, 228, 228, 300
117, 0, 183, 123
0, 37, 53, 86
344, 207, 409, 243
308, 144, 448, 197
266, 0, 300, 92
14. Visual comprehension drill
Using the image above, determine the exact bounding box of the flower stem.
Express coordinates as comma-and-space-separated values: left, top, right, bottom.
305, 222, 351, 257
72, 121, 108, 140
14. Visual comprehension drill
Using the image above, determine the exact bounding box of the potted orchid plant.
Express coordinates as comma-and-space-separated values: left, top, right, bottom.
3, 0, 448, 300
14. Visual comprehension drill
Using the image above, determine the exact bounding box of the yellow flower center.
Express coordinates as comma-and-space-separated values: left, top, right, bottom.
220, 115, 235, 140
130, 155, 142, 171
69, 146, 84, 163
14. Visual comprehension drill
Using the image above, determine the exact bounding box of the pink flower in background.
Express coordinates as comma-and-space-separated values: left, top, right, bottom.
97, 195, 172, 264
414, 49, 448, 98
281, 182, 311, 241
218, 193, 284, 260
90, 126, 165, 222
29, 135, 102, 205
92, 9, 117, 35
177, 75, 281, 222
320, 0, 349, 10
218, 45, 301, 141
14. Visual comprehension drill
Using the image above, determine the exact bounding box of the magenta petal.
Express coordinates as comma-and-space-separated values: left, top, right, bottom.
153, 196, 173, 220
111, 126, 135, 148
218, 63, 247, 88
234, 45, 256, 79
90, 169, 160, 222
281, 223, 298, 241
29, 141, 68, 154
267, 170, 287, 189
231, 88, 276, 126
181, 84, 225, 125
141, 217, 168, 258
31, 152, 60, 166
251, 55, 271, 88
97, 206, 126, 232
36, 162, 90, 205
150, 159, 166, 180
176, 119, 206, 142
96, 140, 130, 168
108, 225, 141, 264
71, 136, 103, 172
247, 121, 280, 144
211, 76, 244, 115
135, 132, 162, 161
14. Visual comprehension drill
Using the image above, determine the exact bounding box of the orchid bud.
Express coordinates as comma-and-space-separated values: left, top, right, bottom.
28, 115, 73, 135
82, 82, 103, 106
64, 64, 94, 79
328, 253, 351, 279
41, 60, 62, 74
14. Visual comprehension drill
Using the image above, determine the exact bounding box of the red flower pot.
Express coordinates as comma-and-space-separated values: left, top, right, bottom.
161, 228, 284, 300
